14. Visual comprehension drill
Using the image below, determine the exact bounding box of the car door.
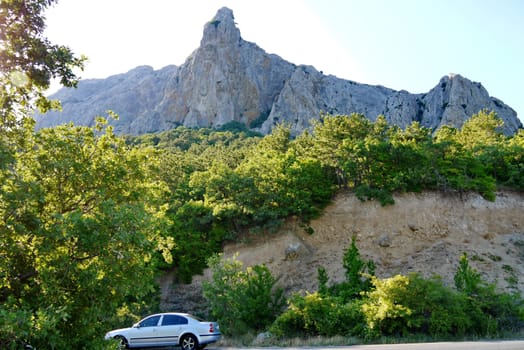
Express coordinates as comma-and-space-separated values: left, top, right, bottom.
127, 315, 161, 347
156, 314, 187, 346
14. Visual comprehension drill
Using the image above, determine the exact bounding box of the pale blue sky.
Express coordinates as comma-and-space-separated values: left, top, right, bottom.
45, 0, 523, 123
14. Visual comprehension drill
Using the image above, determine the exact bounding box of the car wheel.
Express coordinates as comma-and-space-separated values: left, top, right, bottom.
114, 336, 128, 350
180, 334, 198, 350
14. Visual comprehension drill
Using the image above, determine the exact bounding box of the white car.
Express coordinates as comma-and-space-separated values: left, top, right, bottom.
104, 312, 221, 350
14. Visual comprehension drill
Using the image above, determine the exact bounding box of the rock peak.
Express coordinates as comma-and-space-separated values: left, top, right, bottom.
440, 73, 466, 84
202, 7, 240, 45
213, 7, 234, 21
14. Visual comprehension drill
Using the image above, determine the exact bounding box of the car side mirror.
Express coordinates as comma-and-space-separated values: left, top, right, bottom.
133, 323, 140, 328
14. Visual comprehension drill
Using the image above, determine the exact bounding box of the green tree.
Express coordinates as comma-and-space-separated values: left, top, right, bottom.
0, 0, 85, 131
317, 266, 329, 296
236, 124, 294, 224
454, 253, 482, 296
189, 162, 255, 228
389, 121, 436, 191
459, 110, 510, 185
434, 124, 497, 200
456, 110, 505, 151
306, 113, 373, 188
203, 254, 285, 336
0, 120, 173, 349
504, 129, 524, 189
168, 200, 227, 283
330, 235, 375, 300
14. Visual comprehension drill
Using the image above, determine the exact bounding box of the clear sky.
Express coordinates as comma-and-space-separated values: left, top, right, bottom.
44, 0, 524, 123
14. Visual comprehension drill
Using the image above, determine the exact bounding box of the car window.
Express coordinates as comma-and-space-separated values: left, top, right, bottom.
161, 314, 188, 326
187, 314, 203, 322
139, 315, 161, 327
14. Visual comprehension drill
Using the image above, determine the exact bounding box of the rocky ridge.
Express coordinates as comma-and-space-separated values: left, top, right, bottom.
36, 7, 521, 135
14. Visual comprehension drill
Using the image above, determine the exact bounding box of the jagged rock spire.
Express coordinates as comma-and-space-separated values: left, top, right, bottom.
201, 7, 241, 46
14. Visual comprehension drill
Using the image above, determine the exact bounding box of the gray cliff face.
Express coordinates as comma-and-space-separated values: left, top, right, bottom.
153, 7, 295, 130
418, 74, 520, 134
37, 65, 177, 134
260, 65, 399, 135
261, 67, 520, 136
35, 7, 521, 135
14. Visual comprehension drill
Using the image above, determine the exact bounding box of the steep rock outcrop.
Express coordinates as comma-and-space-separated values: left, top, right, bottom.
153, 7, 295, 130
419, 74, 521, 134
259, 65, 405, 135
260, 68, 519, 136
37, 65, 177, 134
35, 7, 522, 135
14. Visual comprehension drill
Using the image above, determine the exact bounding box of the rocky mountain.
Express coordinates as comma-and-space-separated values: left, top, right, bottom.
36, 7, 522, 135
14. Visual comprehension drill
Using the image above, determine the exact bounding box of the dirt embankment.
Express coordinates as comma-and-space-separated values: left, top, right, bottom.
160, 191, 524, 314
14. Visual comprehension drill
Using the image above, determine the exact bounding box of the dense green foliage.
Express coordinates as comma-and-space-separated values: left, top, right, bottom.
363, 274, 467, 338
270, 237, 376, 338
294, 111, 521, 204
138, 124, 336, 282
270, 244, 524, 340
0, 119, 174, 349
361, 267, 524, 338
270, 292, 366, 338
202, 254, 285, 336
127, 110, 524, 283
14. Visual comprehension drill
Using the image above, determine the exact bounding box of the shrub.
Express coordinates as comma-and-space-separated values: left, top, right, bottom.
270, 293, 365, 338
329, 235, 375, 301
360, 261, 524, 339
355, 184, 395, 206
362, 274, 471, 338
454, 252, 483, 295
203, 254, 285, 336
454, 253, 524, 335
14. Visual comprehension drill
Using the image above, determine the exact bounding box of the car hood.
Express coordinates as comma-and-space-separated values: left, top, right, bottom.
104, 327, 132, 339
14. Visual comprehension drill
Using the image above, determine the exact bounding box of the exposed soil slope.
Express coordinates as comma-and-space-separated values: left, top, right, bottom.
160, 190, 524, 314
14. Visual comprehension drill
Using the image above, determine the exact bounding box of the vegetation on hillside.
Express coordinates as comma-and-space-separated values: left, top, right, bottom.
1, 1, 523, 347
202, 239, 524, 340
127, 110, 523, 284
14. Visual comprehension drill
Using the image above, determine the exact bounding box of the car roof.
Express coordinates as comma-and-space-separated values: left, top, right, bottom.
145, 312, 195, 318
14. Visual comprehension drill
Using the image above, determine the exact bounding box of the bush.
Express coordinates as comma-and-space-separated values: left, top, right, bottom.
454, 253, 524, 335
362, 274, 472, 338
271, 253, 524, 341
360, 262, 524, 339
355, 184, 395, 206
327, 235, 375, 301
203, 254, 285, 336
270, 293, 366, 338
